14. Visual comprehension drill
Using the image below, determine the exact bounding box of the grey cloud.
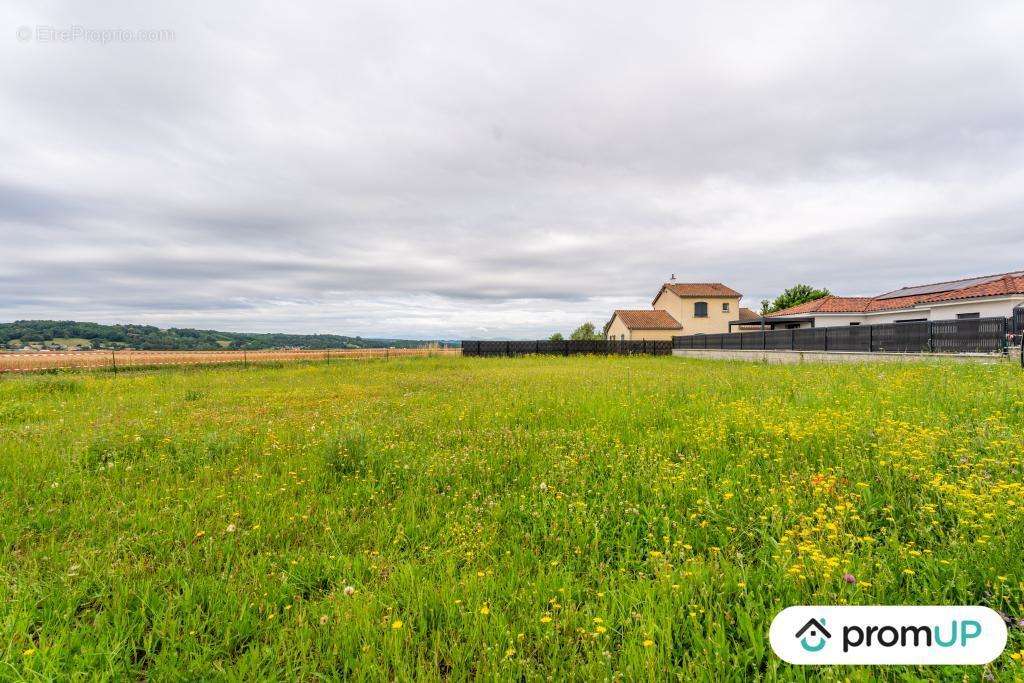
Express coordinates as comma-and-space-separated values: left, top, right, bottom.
1, 0, 1023, 338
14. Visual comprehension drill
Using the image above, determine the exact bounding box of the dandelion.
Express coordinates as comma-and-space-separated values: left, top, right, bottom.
391, 619, 403, 630
722, 492, 734, 501
480, 605, 490, 615
642, 639, 654, 648
595, 625, 607, 634
23, 648, 35, 657
903, 569, 915, 575
540, 615, 552, 623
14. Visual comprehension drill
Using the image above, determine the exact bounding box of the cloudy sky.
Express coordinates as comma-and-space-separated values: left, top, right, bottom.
2, 2, 1023, 338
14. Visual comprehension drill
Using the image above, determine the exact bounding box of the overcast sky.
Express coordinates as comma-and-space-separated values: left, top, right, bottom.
2, 2, 1023, 338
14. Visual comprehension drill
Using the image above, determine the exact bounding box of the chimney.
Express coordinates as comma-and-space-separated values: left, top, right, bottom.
670, 273, 676, 283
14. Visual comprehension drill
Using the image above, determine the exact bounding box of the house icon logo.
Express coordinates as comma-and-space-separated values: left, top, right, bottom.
795, 618, 831, 652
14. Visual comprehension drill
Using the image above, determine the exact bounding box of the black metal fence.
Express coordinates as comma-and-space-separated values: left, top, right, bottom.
673, 316, 1010, 355
461, 339, 672, 357
1014, 307, 1024, 335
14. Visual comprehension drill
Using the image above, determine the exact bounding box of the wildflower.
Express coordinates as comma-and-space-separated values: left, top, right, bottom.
722, 492, 734, 501
194, 530, 206, 539
480, 605, 490, 615
343, 585, 356, 596
903, 569, 915, 575
540, 615, 552, 623
843, 573, 856, 584
319, 615, 329, 625
391, 619, 403, 630
23, 648, 35, 657
643, 639, 654, 648
226, 523, 237, 533
595, 625, 607, 634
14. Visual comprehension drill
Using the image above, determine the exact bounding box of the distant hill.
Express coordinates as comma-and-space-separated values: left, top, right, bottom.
0, 320, 436, 351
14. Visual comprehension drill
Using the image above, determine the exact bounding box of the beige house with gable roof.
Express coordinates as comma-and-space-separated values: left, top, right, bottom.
605, 280, 742, 340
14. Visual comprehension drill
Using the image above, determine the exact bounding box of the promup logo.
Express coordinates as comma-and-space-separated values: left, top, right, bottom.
795, 618, 831, 652
770, 606, 1006, 665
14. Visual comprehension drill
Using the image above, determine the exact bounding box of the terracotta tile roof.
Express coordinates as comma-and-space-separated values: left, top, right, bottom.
610, 309, 683, 329
661, 282, 741, 298
770, 296, 874, 316
738, 307, 760, 321
769, 269, 1024, 317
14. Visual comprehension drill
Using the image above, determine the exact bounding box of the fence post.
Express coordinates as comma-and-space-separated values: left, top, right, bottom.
824, 328, 828, 352
326, 349, 330, 364
536, 340, 540, 354
111, 349, 117, 374
868, 325, 873, 352
927, 322, 934, 353
791, 330, 795, 351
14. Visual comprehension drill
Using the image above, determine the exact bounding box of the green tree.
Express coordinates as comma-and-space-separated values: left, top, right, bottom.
763, 284, 831, 314
569, 323, 601, 341
548, 332, 564, 341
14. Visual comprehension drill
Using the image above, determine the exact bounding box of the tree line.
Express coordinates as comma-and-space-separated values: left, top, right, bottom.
0, 320, 428, 351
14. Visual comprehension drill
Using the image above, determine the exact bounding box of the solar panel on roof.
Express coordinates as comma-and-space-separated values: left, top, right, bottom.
874, 272, 1024, 300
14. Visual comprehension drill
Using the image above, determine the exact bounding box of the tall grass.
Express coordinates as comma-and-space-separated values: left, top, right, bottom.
1, 356, 1023, 680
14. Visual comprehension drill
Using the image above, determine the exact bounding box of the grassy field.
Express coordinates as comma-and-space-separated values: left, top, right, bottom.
2, 356, 1023, 680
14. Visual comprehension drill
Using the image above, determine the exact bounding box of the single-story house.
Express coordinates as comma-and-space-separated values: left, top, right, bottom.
743, 269, 1024, 329
605, 280, 742, 340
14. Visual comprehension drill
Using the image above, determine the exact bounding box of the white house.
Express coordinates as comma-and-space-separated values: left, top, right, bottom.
757, 270, 1024, 329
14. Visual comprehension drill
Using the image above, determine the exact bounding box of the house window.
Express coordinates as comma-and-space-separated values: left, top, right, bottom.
956, 312, 980, 319
722, 302, 730, 313
785, 323, 801, 329
895, 318, 927, 323
694, 302, 708, 318
849, 322, 861, 326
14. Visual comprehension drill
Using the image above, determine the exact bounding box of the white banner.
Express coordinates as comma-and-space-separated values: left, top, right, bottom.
769, 606, 1007, 665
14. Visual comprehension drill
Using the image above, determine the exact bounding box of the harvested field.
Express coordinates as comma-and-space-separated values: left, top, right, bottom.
0, 347, 459, 372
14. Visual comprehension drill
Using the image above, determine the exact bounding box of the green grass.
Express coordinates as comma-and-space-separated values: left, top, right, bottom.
2, 356, 1023, 680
